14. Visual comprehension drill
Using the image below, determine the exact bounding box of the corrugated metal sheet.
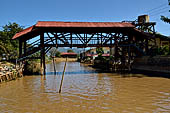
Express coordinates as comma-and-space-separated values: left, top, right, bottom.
102, 54, 110, 57
35, 21, 135, 28
61, 52, 77, 55
12, 26, 34, 39
12, 21, 135, 40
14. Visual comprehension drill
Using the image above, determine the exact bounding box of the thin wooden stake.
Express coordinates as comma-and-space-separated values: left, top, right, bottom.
59, 57, 67, 93
52, 57, 56, 74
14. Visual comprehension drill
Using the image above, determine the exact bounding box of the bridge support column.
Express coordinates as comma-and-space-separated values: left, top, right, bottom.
145, 39, 149, 55
40, 56, 43, 75
128, 45, 131, 71
110, 47, 115, 57
40, 33, 46, 77
19, 40, 23, 58
128, 35, 133, 71
24, 41, 27, 56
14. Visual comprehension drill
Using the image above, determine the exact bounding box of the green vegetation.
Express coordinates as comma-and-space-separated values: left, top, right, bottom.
149, 45, 170, 56
96, 47, 104, 60
157, 45, 170, 55
161, 1, 170, 23
0, 22, 23, 60
94, 47, 109, 67
55, 51, 61, 57
96, 47, 106, 60
67, 49, 74, 53
49, 47, 61, 57
23, 60, 41, 75
96, 47, 104, 56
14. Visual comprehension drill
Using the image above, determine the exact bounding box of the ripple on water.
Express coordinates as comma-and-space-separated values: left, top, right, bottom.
0, 62, 170, 113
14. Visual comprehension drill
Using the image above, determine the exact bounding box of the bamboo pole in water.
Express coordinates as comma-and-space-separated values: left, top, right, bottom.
52, 57, 56, 74
59, 57, 67, 93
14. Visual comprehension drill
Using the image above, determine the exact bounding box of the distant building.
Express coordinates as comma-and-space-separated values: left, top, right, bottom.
155, 33, 170, 48
82, 47, 110, 60
86, 47, 110, 55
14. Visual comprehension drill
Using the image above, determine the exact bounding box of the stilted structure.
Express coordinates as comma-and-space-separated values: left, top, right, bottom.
12, 19, 156, 73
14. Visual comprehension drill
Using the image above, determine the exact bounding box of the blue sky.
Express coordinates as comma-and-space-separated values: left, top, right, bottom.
0, 0, 170, 36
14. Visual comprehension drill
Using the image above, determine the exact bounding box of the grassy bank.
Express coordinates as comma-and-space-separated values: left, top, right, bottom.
23, 60, 41, 75
54, 58, 77, 62
23, 58, 77, 75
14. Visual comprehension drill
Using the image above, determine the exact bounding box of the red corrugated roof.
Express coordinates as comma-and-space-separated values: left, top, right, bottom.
35, 21, 134, 28
12, 26, 34, 39
12, 21, 135, 40
61, 52, 77, 56
102, 54, 110, 57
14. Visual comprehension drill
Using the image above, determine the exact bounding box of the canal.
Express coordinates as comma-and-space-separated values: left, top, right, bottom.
0, 61, 170, 113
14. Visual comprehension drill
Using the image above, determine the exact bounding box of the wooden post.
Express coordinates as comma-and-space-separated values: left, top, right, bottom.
18, 40, 23, 69
97, 33, 99, 44
128, 45, 131, 64
169, 41, 170, 54
145, 39, 149, 55
40, 56, 43, 75
153, 25, 155, 35
40, 33, 46, 77
43, 52, 46, 78
59, 57, 67, 93
114, 37, 118, 60
24, 40, 27, 56
70, 33, 72, 48
128, 34, 132, 72
19, 40, 23, 58
110, 47, 114, 57
101, 33, 102, 46
52, 57, 56, 74
15, 59, 17, 69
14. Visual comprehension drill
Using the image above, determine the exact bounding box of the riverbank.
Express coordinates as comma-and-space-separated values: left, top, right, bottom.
0, 62, 23, 83
54, 58, 77, 62
23, 58, 77, 75
132, 56, 170, 77
80, 55, 170, 78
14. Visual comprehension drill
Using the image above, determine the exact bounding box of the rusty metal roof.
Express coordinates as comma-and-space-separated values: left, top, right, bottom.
12, 26, 34, 39
61, 52, 77, 56
12, 21, 135, 40
35, 21, 134, 28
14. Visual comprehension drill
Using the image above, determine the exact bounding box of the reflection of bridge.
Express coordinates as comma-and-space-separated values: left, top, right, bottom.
12, 21, 155, 75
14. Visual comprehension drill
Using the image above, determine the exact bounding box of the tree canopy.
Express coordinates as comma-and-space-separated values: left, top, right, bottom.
67, 49, 74, 53
161, 1, 170, 23
49, 47, 61, 57
0, 22, 23, 59
96, 47, 104, 56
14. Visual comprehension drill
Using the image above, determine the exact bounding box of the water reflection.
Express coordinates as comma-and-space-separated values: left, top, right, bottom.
0, 62, 170, 113
46, 70, 97, 75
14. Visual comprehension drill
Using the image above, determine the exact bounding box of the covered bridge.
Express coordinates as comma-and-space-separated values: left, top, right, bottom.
12, 21, 155, 75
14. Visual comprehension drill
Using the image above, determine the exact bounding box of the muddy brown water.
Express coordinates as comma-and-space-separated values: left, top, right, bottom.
0, 62, 170, 113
